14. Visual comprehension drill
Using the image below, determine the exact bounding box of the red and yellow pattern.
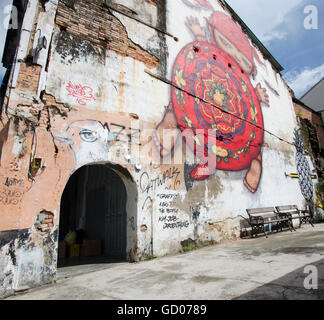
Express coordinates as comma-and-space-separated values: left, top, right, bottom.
171, 41, 264, 177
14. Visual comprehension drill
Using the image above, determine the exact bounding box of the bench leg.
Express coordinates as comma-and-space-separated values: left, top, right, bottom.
309, 218, 314, 227
250, 226, 255, 238
287, 220, 292, 232
287, 219, 295, 232
263, 225, 268, 238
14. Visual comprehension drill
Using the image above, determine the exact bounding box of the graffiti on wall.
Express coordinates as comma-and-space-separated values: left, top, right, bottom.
54, 120, 116, 167
0, 188, 23, 206
154, 1, 271, 193
4, 177, 24, 188
1, 175, 24, 206
157, 193, 190, 230
63, 81, 96, 106
139, 166, 181, 194
294, 128, 314, 216
140, 165, 183, 215
54, 118, 143, 168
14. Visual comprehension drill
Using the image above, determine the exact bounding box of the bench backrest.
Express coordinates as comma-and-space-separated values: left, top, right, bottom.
275, 205, 299, 214
246, 207, 276, 218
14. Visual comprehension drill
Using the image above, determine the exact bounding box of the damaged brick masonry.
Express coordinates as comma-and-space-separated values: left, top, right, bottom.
0, 0, 321, 299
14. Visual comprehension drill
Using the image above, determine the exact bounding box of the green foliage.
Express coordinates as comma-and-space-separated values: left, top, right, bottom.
296, 109, 303, 117
182, 246, 197, 252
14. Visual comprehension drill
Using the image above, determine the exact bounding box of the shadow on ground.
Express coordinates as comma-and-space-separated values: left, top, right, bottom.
57, 255, 124, 268
234, 258, 324, 300
56, 255, 126, 280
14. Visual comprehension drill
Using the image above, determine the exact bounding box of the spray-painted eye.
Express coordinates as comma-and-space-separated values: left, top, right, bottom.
79, 129, 98, 142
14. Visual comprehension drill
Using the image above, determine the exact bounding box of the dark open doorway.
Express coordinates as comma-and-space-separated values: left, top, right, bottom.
58, 164, 129, 268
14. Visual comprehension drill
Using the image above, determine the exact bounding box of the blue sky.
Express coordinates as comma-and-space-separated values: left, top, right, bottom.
226, 0, 324, 98
0, 1, 323, 99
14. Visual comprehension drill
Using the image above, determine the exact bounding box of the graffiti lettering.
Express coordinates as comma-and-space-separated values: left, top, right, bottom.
64, 81, 96, 106
103, 122, 141, 146
157, 192, 190, 229
1, 188, 23, 198
128, 128, 141, 145
4, 177, 24, 187
157, 193, 179, 213
0, 188, 23, 205
158, 194, 178, 200
140, 167, 181, 194
107, 123, 126, 142
159, 215, 177, 222
163, 221, 190, 230
141, 196, 153, 211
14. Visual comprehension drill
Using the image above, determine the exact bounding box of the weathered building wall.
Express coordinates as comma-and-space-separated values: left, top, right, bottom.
293, 101, 324, 151
0, 0, 316, 297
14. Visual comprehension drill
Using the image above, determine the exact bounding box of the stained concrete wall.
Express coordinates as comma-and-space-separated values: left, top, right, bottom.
293, 101, 324, 151
0, 0, 316, 297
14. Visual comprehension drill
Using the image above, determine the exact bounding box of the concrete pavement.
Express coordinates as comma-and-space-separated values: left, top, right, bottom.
6, 223, 324, 300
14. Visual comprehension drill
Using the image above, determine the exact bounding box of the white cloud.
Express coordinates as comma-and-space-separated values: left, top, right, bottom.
226, 0, 305, 43
283, 63, 324, 97
261, 30, 287, 43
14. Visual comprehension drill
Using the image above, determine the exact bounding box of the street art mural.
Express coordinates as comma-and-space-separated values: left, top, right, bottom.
294, 128, 314, 217
0, 0, 310, 298
154, 2, 270, 193
54, 120, 116, 168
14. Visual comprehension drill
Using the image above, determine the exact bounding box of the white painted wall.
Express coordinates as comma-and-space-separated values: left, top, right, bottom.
44, 0, 312, 257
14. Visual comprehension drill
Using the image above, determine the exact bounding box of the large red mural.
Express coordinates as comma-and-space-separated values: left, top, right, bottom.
154, 2, 270, 193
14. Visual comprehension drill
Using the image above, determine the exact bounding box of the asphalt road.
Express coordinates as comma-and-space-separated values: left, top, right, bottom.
6, 223, 324, 300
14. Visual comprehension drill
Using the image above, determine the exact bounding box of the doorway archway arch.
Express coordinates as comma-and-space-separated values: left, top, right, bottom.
58, 163, 137, 266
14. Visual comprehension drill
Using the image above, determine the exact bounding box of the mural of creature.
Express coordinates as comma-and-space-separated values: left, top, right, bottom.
154, 5, 270, 193
182, 0, 214, 10
54, 120, 116, 168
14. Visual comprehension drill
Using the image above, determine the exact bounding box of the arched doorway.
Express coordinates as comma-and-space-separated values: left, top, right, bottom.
58, 164, 134, 267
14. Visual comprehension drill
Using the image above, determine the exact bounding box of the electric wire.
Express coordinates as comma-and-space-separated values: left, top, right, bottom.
145, 69, 295, 147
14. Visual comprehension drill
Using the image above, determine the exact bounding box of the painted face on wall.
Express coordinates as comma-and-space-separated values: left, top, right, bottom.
213, 29, 253, 75
55, 120, 116, 168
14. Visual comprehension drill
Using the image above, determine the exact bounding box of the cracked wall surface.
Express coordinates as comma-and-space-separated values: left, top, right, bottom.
0, 0, 315, 298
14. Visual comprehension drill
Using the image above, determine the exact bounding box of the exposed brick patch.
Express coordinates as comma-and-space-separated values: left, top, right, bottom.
34, 210, 55, 236
15, 63, 42, 94
42, 92, 70, 116
55, 0, 159, 68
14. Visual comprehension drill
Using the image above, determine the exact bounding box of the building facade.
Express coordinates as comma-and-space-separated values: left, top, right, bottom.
293, 97, 324, 170
0, 0, 316, 298
300, 78, 324, 123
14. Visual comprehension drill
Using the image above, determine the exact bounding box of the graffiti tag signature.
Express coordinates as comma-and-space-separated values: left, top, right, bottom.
64, 81, 96, 106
